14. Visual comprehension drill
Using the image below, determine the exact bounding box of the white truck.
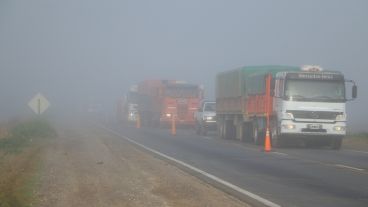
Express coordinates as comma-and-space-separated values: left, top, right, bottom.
194, 101, 216, 135
216, 65, 357, 149
118, 85, 140, 124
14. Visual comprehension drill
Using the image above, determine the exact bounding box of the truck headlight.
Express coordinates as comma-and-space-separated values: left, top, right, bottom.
204, 116, 214, 121
282, 124, 296, 130
335, 114, 346, 121
333, 126, 346, 131
166, 113, 172, 117
283, 112, 294, 119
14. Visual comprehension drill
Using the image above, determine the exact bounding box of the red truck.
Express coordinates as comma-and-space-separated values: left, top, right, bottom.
137, 80, 203, 127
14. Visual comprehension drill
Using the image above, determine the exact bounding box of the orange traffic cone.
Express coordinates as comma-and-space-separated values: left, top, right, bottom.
264, 128, 272, 152
171, 115, 176, 136
136, 115, 141, 129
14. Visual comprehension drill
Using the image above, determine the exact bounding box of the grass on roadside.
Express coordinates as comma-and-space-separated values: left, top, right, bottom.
0, 118, 56, 153
0, 118, 56, 207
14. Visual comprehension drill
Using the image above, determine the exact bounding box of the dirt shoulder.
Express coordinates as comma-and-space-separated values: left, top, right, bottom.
35, 122, 249, 207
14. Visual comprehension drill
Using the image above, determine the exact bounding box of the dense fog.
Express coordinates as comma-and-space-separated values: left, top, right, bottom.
0, 0, 367, 131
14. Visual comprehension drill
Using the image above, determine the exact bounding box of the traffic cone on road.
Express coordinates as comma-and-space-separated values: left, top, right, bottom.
264, 128, 272, 152
171, 115, 176, 136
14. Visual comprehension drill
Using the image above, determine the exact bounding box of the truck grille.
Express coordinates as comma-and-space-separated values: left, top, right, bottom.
287, 110, 342, 120
177, 104, 187, 119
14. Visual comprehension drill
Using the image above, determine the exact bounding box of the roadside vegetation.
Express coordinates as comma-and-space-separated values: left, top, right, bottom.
344, 132, 368, 150
0, 118, 56, 207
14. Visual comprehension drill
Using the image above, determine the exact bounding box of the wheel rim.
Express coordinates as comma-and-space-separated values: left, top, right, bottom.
271, 126, 278, 146
253, 126, 258, 144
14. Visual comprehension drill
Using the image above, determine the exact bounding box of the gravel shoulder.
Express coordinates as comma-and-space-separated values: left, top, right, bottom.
35, 122, 250, 207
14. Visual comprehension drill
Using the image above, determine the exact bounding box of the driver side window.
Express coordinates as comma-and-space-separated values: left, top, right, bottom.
199, 103, 204, 112
278, 79, 284, 97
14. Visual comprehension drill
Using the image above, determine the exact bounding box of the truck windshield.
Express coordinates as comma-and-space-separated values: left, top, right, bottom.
204, 103, 216, 112
127, 92, 140, 103
285, 80, 345, 102
165, 87, 199, 98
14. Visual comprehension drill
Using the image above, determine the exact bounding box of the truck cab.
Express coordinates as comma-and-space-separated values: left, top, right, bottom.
194, 101, 216, 135
272, 66, 357, 149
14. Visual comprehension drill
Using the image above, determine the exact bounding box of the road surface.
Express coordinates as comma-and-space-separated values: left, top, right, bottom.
109, 124, 368, 207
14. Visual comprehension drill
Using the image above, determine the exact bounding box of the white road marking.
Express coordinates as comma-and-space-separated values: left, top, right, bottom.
201, 136, 213, 140
270, 152, 288, 156
102, 126, 281, 207
334, 164, 365, 171
345, 149, 368, 154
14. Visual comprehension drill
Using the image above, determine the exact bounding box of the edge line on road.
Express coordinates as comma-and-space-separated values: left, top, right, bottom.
270, 152, 288, 156
334, 164, 365, 171
344, 149, 368, 154
101, 125, 281, 207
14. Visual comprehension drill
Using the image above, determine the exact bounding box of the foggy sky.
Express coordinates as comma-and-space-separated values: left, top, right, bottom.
0, 0, 367, 131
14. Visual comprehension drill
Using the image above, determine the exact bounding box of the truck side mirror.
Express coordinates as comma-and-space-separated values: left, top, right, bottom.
352, 85, 357, 99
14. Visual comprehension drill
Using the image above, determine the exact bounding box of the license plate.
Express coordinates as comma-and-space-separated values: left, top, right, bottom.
177, 99, 187, 104
307, 124, 322, 129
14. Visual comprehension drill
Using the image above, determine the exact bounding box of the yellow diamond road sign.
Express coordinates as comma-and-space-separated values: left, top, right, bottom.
28, 93, 50, 115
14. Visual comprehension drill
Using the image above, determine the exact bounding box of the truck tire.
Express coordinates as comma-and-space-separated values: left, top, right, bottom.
218, 119, 225, 139
252, 122, 258, 144
330, 137, 342, 150
218, 125, 224, 139
252, 121, 263, 145
271, 119, 283, 148
225, 120, 235, 139
243, 123, 253, 143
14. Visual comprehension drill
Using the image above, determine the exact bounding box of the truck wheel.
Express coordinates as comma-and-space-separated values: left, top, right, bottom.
243, 123, 253, 143
271, 125, 279, 147
330, 137, 342, 150
271, 120, 282, 148
218, 127, 223, 139
252, 121, 263, 145
225, 120, 235, 139
218, 121, 225, 139
252, 123, 258, 145
252, 122, 261, 145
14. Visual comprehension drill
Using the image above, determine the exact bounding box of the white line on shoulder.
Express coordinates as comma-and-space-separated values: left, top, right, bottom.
102, 126, 281, 207
270, 152, 288, 156
345, 149, 368, 154
334, 164, 365, 171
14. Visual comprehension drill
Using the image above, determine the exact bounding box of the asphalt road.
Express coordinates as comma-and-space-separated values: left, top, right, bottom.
109, 124, 368, 207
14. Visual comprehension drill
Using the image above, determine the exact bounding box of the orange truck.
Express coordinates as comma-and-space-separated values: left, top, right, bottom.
137, 80, 203, 127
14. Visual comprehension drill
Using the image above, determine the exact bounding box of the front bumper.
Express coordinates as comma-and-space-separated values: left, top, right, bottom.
202, 120, 217, 130
280, 120, 346, 137
127, 115, 137, 122
160, 117, 195, 126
